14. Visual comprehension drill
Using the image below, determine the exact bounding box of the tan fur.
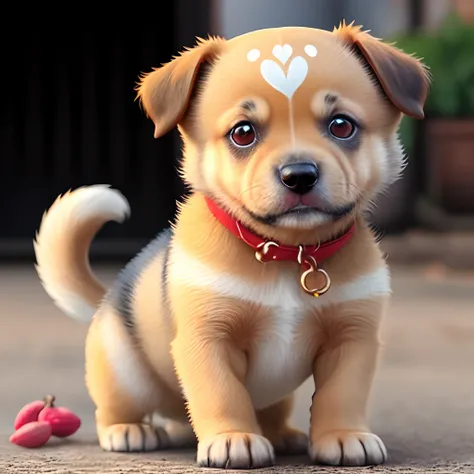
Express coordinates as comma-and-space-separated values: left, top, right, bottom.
34, 24, 430, 469
34, 193, 108, 311
257, 397, 308, 454
136, 36, 225, 138
85, 314, 161, 451
334, 21, 430, 119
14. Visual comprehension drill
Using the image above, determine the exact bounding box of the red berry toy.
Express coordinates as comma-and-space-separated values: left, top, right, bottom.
10, 395, 81, 448
13, 400, 46, 431
10, 421, 52, 448
38, 395, 81, 438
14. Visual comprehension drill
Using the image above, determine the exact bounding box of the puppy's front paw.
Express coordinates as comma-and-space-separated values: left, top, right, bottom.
309, 430, 387, 466
197, 432, 275, 469
99, 423, 169, 452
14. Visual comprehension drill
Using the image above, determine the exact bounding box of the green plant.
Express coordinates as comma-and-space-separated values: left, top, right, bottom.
391, 14, 474, 156
398, 115, 416, 158
394, 13, 474, 118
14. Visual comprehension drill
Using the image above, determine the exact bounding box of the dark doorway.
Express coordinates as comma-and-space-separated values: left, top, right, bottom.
0, 3, 212, 260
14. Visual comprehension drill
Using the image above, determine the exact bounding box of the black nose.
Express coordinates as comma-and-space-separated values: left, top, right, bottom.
279, 163, 319, 195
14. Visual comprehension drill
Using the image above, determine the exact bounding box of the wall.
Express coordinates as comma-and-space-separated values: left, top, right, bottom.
212, 0, 411, 38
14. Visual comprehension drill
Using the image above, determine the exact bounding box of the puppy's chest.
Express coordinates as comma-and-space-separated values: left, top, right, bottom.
244, 304, 317, 410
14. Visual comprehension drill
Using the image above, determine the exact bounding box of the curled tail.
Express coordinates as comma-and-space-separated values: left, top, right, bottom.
34, 185, 130, 323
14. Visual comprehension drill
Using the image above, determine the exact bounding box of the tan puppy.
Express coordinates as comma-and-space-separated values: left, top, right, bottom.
34, 23, 429, 469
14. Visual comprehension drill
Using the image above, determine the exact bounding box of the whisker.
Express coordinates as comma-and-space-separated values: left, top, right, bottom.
331, 182, 363, 196
239, 184, 262, 199
330, 182, 379, 212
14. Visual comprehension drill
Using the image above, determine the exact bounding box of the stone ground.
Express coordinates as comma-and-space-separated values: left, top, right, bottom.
1, 260, 474, 473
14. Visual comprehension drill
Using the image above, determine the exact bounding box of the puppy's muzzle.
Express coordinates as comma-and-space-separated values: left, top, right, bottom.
279, 162, 320, 195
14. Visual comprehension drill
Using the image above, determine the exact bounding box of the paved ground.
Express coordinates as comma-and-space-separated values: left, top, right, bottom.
1, 262, 474, 473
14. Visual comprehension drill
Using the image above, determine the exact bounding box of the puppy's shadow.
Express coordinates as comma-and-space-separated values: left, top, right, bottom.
40, 437, 311, 466
14, 433, 472, 469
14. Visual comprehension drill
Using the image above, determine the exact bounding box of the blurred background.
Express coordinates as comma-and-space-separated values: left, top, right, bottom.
0, 0, 474, 261
2, 1, 474, 472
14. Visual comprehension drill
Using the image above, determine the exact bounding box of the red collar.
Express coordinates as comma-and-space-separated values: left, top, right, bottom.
205, 196, 355, 265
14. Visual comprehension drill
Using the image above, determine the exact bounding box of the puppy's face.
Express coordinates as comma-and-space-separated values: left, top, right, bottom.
138, 25, 429, 236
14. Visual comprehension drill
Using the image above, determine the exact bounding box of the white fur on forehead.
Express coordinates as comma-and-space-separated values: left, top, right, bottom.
245, 42, 319, 100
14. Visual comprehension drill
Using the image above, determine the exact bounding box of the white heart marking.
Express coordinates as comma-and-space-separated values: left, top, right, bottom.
247, 49, 261, 62
272, 44, 293, 65
260, 56, 308, 99
304, 44, 318, 57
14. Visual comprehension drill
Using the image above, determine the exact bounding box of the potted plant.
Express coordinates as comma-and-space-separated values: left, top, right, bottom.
454, 0, 474, 24
394, 13, 474, 215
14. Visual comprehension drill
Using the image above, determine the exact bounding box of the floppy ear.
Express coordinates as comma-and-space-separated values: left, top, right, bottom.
334, 21, 431, 119
136, 36, 225, 138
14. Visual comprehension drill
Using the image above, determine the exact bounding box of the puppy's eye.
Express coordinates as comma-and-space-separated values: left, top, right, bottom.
328, 115, 356, 140
229, 121, 257, 147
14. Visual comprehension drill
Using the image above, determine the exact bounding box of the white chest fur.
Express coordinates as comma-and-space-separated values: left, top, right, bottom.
245, 307, 313, 409
169, 245, 392, 408
170, 245, 391, 310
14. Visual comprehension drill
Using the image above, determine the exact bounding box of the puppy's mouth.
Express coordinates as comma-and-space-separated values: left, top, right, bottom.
245, 202, 356, 226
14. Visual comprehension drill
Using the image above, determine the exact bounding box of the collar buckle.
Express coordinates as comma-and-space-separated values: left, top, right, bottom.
255, 241, 279, 263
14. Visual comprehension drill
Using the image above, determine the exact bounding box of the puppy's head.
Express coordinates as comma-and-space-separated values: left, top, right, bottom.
137, 23, 430, 240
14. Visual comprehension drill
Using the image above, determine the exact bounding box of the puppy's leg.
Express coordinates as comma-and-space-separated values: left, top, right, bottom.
148, 414, 197, 449
172, 333, 275, 469
85, 308, 167, 452
309, 298, 387, 467
257, 395, 308, 455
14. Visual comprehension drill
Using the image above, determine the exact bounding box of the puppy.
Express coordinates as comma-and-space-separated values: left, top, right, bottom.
34, 23, 429, 469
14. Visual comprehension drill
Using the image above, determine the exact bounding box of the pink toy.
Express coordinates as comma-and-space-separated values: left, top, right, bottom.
10, 421, 52, 448
38, 395, 81, 437
13, 400, 45, 430
10, 394, 81, 448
